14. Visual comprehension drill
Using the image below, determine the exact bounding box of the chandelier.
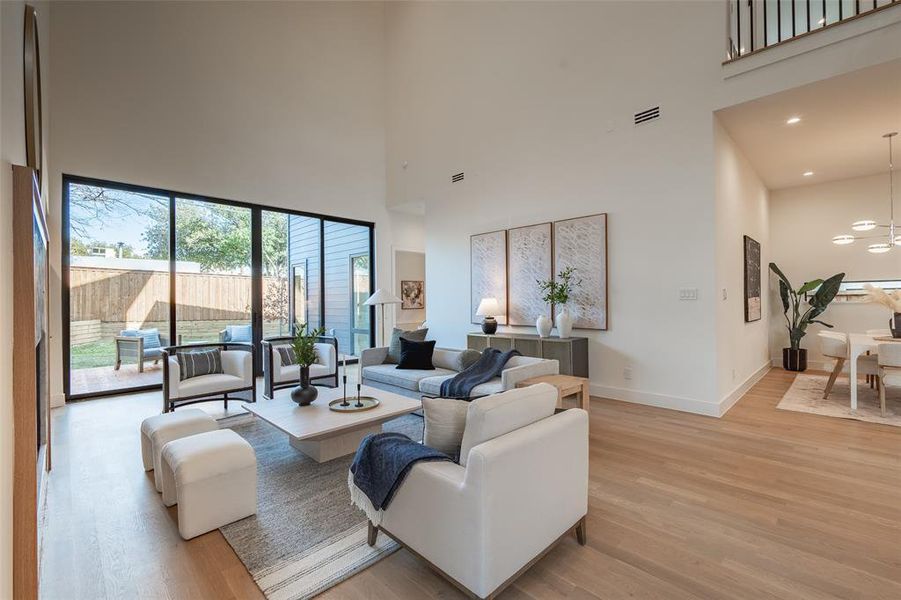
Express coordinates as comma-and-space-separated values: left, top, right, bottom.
832, 132, 898, 253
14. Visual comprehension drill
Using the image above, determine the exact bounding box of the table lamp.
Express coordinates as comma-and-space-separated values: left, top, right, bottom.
475, 297, 501, 334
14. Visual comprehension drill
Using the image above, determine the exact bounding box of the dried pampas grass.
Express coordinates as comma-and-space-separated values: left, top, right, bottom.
864, 284, 901, 313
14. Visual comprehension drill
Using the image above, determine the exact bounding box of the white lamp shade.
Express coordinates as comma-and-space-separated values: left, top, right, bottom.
475, 297, 501, 317
363, 288, 402, 306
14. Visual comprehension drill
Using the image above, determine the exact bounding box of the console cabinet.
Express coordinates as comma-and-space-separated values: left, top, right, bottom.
467, 332, 589, 377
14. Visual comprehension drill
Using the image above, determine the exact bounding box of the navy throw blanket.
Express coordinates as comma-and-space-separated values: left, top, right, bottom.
350, 432, 451, 511
439, 347, 521, 399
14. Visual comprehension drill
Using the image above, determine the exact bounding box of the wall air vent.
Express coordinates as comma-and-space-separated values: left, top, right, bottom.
634, 106, 660, 126
451, 172, 464, 183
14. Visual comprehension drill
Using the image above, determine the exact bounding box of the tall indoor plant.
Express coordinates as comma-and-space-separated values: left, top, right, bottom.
290, 322, 326, 405
769, 263, 844, 372
537, 267, 582, 338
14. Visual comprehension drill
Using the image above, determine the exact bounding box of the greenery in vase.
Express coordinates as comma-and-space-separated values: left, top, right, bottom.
769, 263, 844, 351
292, 322, 326, 368
537, 267, 582, 308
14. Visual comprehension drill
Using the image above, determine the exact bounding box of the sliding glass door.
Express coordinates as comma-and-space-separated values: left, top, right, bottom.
63, 176, 375, 400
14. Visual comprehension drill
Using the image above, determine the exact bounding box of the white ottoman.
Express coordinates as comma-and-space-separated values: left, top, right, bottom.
140, 409, 218, 492
160, 429, 257, 540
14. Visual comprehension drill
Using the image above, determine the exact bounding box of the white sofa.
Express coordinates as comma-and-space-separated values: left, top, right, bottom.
360, 346, 558, 399
162, 343, 255, 412
261, 336, 339, 399
368, 383, 589, 599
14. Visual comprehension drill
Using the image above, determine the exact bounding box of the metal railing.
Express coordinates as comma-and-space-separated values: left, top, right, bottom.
726, 0, 900, 61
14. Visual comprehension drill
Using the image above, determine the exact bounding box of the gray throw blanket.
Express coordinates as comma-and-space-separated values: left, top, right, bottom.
439, 347, 520, 399
349, 432, 451, 512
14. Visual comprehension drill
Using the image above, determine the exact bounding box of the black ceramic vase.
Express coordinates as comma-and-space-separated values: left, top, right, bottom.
291, 365, 318, 406
782, 348, 807, 372
891, 313, 901, 338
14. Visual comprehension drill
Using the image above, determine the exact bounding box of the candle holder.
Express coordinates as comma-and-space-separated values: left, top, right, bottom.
356, 383, 363, 408
341, 374, 350, 407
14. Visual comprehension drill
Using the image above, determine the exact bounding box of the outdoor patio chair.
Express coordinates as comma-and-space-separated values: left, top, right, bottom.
115, 328, 181, 372
162, 342, 255, 412
219, 324, 253, 343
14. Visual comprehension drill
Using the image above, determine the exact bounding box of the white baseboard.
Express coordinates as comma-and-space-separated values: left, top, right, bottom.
589, 383, 722, 417
718, 362, 771, 417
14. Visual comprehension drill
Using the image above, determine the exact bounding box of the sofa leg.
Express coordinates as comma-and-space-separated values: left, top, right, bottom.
575, 516, 587, 546
367, 520, 378, 546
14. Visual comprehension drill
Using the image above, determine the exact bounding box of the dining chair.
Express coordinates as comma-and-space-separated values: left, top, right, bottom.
818, 332, 878, 399
877, 343, 901, 417
865, 330, 891, 386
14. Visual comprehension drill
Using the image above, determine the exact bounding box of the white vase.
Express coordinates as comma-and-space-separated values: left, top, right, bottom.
556, 306, 573, 338
536, 314, 552, 338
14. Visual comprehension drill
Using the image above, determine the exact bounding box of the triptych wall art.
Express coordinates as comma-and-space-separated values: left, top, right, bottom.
471, 214, 608, 330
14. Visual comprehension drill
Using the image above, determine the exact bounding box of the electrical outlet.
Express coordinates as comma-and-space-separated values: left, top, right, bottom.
623, 367, 633, 381
679, 288, 699, 301
722, 288, 728, 300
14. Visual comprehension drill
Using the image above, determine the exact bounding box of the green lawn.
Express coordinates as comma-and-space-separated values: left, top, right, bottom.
70, 341, 118, 370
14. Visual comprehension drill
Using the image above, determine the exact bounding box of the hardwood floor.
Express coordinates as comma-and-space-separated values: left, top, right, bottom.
41, 370, 901, 599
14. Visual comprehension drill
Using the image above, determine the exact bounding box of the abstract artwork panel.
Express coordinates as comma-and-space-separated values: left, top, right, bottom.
471, 230, 507, 325
553, 214, 607, 330
508, 223, 552, 326
744, 235, 761, 322
401, 280, 425, 310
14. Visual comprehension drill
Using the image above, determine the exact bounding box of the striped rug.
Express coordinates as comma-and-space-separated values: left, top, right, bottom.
220, 414, 422, 599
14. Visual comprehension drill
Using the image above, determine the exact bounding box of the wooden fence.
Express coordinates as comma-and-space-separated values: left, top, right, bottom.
70, 267, 284, 323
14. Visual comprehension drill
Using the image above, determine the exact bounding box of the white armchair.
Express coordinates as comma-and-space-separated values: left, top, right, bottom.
368, 384, 589, 599
261, 336, 338, 399
162, 343, 255, 412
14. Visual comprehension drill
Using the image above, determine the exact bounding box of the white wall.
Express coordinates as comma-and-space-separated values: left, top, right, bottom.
714, 118, 770, 412
1, 2, 51, 596
769, 173, 901, 368
49, 1, 423, 396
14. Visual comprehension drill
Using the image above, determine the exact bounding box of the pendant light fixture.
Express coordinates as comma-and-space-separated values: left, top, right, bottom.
832, 132, 898, 253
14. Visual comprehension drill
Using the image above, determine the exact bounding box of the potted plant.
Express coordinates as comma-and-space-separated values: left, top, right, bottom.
537, 267, 582, 338
863, 284, 901, 337
769, 263, 844, 372
290, 322, 326, 405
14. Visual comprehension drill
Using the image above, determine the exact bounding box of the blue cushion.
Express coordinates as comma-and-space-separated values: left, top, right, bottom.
225, 325, 252, 343
122, 328, 162, 349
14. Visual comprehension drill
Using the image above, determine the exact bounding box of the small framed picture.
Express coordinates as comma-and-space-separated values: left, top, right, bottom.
401, 280, 425, 310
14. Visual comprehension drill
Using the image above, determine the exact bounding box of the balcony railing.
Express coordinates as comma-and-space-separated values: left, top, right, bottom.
726, 0, 900, 61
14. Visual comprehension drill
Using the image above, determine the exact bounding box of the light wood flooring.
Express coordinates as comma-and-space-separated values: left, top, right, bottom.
41, 369, 901, 599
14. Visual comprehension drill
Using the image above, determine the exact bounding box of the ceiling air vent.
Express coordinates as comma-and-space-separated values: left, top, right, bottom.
451, 172, 464, 183
634, 106, 660, 126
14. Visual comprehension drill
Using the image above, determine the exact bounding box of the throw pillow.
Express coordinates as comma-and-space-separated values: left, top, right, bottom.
277, 346, 297, 366
386, 327, 428, 364
225, 324, 252, 343
177, 348, 224, 381
396, 338, 436, 370
422, 397, 469, 459
456, 348, 482, 371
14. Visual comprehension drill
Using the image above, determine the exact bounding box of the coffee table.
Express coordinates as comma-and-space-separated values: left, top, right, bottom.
242, 385, 421, 462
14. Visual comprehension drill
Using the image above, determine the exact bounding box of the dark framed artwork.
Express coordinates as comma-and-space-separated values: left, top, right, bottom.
743, 235, 761, 322
401, 280, 425, 310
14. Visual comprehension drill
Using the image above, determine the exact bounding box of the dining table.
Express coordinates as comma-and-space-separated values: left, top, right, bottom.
847, 333, 901, 411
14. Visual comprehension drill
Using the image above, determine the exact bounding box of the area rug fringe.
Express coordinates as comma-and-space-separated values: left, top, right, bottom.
347, 471, 384, 527
252, 521, 397, 600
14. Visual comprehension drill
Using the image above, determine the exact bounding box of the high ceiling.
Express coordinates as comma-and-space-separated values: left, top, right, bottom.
717, 59, 901, 191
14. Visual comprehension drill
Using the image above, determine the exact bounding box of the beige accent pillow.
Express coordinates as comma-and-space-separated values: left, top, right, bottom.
422, 396, 469, 458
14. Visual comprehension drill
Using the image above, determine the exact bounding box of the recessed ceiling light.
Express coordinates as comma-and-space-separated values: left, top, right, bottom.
786, 116, 801, 125
803, 171, 814, 177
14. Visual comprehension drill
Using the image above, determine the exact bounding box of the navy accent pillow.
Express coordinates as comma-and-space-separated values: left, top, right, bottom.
396, 338, 436, 370
177, 348, 223, 381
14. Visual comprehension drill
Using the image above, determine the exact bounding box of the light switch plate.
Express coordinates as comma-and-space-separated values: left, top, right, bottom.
679, 288, 699, 301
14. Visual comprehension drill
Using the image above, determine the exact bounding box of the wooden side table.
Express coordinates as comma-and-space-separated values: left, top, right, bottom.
516, 374, 590, 412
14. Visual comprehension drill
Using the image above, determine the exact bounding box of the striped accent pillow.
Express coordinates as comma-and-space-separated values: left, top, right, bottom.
277, 346, 297, 366
177, 348, 223, 381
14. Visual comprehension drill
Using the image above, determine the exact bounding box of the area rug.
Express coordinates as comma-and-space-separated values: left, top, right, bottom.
777, 373, 901, 427
220, 415, 424, 600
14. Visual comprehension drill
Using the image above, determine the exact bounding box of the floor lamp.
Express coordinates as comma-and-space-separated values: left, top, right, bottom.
363, 289, 402, 347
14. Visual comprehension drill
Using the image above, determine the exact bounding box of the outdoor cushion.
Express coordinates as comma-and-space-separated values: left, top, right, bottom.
225, 325, 252, 343
362, 364, 454, 391
122, 328, 162, 350
418, 375, 503, 398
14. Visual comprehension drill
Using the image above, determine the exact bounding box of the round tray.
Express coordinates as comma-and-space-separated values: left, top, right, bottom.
872, 335, 901, 342
329, 396, 380, 412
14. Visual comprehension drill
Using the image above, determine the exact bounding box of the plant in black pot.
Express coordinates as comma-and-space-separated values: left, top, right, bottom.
769, 263, 844, 372
290, 322, 326, 406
